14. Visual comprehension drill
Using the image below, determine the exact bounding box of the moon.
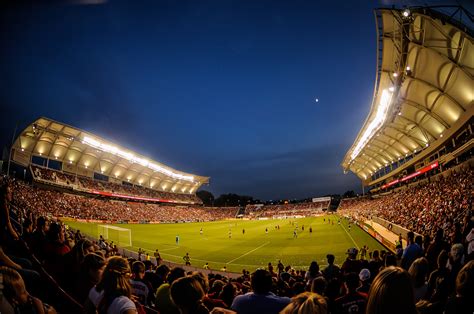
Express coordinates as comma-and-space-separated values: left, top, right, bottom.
315, 98, 319, 103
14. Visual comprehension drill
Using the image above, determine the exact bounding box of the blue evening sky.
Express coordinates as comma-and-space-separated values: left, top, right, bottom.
1, 0, 470, 200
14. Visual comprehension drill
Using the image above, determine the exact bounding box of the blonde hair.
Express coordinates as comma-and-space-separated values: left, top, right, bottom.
280, 292, 327, 314
96, 256, 132, 313
366, 266, 416, 314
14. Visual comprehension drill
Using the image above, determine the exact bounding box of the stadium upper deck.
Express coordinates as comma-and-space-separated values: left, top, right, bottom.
10, 117, 209, 196
342, 6, 473, 190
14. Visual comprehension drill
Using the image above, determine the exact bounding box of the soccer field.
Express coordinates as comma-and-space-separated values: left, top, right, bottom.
65, 214, 386, 273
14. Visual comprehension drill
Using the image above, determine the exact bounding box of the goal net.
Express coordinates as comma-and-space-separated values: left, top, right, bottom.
97, 225, 132, 247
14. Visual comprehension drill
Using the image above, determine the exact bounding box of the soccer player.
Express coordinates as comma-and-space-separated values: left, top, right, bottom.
293, 229, 298, 238
203, 262, 210, 270
183, 253, 191, 266
242, 228, 245, 235
200, 228, 203, 236
265, 228, 268, 234
309, 226, 313, 233
229, 229, 232, 239
176, 234, 180, 245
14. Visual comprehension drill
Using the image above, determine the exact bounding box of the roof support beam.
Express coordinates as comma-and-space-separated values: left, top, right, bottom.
404, 76, 466, 113
375, 133, 411, 154
385, 125, 426, 147
396, 115, 436, 142
400, 97, 450, 129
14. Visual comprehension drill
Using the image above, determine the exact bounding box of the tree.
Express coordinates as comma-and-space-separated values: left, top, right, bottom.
214, 193, 254, 207
343, 190, 356, 198
196, 190, 215, 206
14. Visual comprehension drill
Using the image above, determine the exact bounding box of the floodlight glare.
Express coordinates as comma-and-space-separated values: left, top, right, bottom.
82, 136, 195, 182
402, 9, 410, 17
350, 89, 393, 161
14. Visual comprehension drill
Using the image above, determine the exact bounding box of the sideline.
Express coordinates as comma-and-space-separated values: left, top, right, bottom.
336, 215, 359, 249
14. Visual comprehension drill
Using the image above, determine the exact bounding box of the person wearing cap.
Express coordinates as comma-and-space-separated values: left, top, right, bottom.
357, 269, 371, 294
341, 248, 362, 275
333, 272, 367, 314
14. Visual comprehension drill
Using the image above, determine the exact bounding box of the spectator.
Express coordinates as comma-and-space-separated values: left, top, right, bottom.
367, 250, 382, 279
357, 269, 371, 294
366, 266, 417, 314
311, 276, 327, 297
231, 269, 291, 314
85, 256, 137, 314
71, 252, 106, 304
401, 232, 423, 270
0, 266, 56, 314
333, 272, 367, 314
219, 283, 237, 309
130, 261, 154, 306
341, 248, 362, 275
427, 250, 450, 303
408, 257, 429, 302
304, 261, 322, 290
280, 292, 327, 314
170, 276, 210, 314
155, 267, 185, 314
444, 260, 474, 314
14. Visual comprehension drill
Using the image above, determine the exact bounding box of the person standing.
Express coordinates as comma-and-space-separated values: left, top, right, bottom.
154, 249, 162, 265
183, 253, 191, 266
401, 231, 423, 270
176, 235, 180, 245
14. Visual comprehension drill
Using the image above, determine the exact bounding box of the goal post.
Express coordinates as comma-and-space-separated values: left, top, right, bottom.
97, 225, 132, 247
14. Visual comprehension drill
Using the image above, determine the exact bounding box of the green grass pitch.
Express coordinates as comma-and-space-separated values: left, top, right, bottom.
65, 214, 386, 273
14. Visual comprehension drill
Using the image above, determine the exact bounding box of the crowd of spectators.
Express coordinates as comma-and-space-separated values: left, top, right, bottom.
338, 167, 472, 241
12, 180, 237, 222
245, 201, 330, 218
1, 161, 473, 313
31, 165, 201, 204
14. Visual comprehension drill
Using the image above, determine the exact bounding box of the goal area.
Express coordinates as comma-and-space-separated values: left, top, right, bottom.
97, 225, 132, 247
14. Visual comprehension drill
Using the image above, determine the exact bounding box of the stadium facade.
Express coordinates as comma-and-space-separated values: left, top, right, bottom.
342, 6, 473, 192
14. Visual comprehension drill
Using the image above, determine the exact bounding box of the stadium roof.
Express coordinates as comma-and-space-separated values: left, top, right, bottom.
342, 6, 474, 183
11, 117, 209, 194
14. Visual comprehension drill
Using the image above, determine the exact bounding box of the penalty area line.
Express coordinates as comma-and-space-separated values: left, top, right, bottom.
226, 242, 270, 265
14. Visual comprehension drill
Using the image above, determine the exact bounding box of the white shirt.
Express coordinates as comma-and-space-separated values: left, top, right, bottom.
88, 286, 137, 314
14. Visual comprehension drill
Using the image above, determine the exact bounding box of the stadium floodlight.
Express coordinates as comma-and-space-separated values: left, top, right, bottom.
350, 89, 394, 161
402, 9, 410, 17
82, 136, 195, 182
388, 86, 395, 92
393, 72, 398, 77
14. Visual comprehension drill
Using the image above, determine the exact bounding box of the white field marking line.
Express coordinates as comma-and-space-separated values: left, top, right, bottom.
337, 216, 359, 250
226, 241, 270, 265
130, 245, 337, 269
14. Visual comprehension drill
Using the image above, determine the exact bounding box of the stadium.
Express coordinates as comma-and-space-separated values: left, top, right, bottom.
1, 4, 473, 314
